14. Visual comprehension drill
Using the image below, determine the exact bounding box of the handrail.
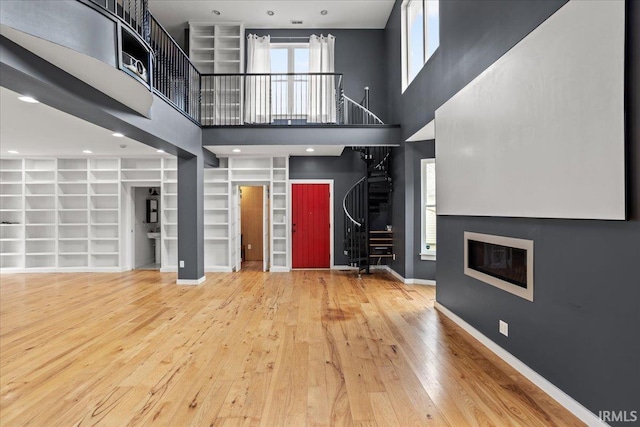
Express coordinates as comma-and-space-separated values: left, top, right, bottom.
343, 176, 366, 227
342, 95, 384, 125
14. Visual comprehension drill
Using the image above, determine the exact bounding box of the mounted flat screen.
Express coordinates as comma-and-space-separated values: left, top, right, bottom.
435, 0, 625, 220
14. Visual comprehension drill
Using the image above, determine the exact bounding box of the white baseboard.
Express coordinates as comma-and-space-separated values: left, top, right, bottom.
160, 267, 178, 273
269, 266, 290, 273
372, 265, 436, 286
176, 276, 206, 285
205, 267, 233, 273
434, 302, 607, 427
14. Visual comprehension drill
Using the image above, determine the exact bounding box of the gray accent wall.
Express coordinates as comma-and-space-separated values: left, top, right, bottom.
386, 0, 639, 421
0, 0, 117, 67
247, 29, 388, 122
178, 155, 205, 280
289, 150, 366, 266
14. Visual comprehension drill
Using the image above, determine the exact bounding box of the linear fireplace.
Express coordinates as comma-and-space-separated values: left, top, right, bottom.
464, 232, 534, 301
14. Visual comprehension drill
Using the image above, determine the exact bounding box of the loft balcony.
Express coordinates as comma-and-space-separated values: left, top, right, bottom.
87, 0, 393, 130
1, 0, 398, 151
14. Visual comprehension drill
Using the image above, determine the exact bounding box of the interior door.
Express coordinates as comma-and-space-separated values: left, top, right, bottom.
263, 185, 270, 272
292, 183, 330, 268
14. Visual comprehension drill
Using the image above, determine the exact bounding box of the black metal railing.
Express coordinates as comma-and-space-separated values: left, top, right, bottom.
89, 0, 148, 37
340, 94, 384, 125
87, 0, 384, 126
200, 73, 344, 126
343, 176, 368, 272
149, 16, 200, 121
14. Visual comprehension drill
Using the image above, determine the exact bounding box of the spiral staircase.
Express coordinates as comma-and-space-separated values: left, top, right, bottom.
343, 146, 393, 275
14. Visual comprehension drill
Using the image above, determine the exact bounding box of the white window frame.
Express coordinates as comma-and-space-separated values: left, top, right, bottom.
269, 43, 309, 118
401, 0, 440, 92
420, 158, 436, 260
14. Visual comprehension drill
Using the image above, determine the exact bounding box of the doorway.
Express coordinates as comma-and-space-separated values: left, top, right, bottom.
131, 186, 161, 270
237, 185, 270, 272
291, 182, 331, 268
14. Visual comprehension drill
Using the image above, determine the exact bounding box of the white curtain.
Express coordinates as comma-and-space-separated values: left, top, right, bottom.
245, 34, 271, 124
307, 34, 336, 123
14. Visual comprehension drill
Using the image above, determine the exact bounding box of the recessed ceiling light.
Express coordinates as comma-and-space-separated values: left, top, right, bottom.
18, 96, 39, 103
157, 149, 165, 153
112, 132, 124, 138
7, 150, 19, 154
320, 10, 328, 15
212, 9, 220, 15
306, 148, 315, 152
267, 10, 275, 16
232, 148, 241, 153
83, 150, 93, 154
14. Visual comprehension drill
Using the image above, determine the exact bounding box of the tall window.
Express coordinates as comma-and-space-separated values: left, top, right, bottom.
402, 0, 439, 91
270, 44, 309, 118
421, 159, 436, 259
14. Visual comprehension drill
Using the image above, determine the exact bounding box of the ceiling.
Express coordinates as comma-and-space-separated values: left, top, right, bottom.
206, 145, 345, 157
149, 0, 395, 35
0, 87, 163, 157
1, 87, 344, 159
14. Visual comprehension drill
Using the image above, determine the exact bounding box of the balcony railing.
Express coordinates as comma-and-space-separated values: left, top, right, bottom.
87, 0, 384, 127
200, 73, 346, 126
149, 16, 200, 121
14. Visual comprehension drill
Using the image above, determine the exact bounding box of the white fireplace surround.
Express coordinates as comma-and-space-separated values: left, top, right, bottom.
464, 232, 534, 302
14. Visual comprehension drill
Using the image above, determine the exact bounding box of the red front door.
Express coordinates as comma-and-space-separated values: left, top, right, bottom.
292, 184, 330, 268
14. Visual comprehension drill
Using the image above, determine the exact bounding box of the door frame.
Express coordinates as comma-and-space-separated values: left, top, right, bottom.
289, 179, 334, 269
121, 181, 158, 271
233, 182, 270, 272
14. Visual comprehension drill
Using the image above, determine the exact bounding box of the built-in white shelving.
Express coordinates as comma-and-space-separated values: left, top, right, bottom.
189, 22, 245, 125
0, 155, 291, 273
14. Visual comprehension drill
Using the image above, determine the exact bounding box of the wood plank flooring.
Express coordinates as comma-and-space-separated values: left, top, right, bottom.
0, 270, 584, 426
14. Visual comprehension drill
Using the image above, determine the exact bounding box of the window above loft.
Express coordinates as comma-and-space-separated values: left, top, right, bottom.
401, 0, 440, 92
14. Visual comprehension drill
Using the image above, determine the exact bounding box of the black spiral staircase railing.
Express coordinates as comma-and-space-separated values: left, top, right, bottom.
343, 147, 393, 275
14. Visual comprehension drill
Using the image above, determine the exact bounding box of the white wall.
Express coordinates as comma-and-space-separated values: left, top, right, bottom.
435, 0, 626, 220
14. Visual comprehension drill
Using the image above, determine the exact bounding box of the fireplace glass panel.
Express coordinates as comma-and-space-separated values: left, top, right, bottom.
467, 240, 528, 289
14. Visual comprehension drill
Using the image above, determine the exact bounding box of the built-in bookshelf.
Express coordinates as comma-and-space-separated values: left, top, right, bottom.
0, 158, 24, 270
204, 157, 231, 271
161, 157, 178, 271
0, 155, 291, 273
58, 158, 89, 270
271, 157, 289, 271
189, 22, 244, 125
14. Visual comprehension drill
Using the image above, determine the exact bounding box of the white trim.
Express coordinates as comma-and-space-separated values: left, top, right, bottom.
434, 302, 608, 427
176, 275, 206, 285
464, 231, 534, 302
406, 119, 435, 142
160, 267, 177, 273
269, 266, 291, 273
420, 253, 436, 261
288, 179, 334, 269
205, 266, 234, 273
372, 265, 436, 286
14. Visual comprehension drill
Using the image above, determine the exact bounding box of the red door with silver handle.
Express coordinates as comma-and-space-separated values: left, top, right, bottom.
292, 184, 330, 268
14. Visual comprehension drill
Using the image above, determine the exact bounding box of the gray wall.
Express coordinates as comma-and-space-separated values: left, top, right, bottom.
0, 0, 117, 67
289, 150, 366, 266
386, 0, 639, 421
247, 29, 388, 122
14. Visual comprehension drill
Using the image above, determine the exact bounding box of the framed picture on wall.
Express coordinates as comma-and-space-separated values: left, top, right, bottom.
147, 199, 158, 223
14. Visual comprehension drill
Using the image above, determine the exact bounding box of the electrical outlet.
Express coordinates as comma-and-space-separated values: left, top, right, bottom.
179, 260, 185, 268
499, 320, 509, 337
248, 244, 252, 250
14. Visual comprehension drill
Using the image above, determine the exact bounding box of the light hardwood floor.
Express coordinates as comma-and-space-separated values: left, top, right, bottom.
0, 270, 583, 426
